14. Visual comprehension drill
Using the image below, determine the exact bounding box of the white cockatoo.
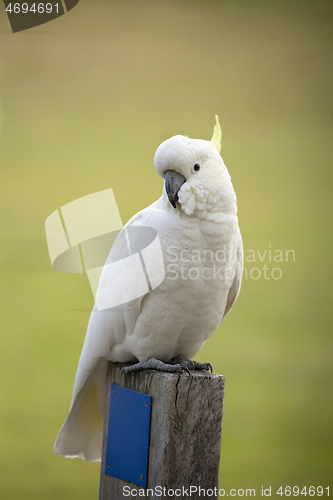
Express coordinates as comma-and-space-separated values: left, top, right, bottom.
54, 116, 243, 461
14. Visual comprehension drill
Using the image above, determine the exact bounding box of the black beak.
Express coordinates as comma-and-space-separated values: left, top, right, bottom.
165, 170, 186, 208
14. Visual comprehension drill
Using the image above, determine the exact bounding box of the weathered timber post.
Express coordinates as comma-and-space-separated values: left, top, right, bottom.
99, 362, 225, 500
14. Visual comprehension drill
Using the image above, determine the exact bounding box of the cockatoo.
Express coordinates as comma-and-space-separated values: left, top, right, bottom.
54, 116, 243, 461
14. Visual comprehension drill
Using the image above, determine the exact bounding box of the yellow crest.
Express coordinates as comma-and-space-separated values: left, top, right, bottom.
210, 115, 222, 153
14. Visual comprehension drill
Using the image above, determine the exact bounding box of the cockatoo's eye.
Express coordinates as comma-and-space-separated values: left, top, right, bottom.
193, 163, 201, 173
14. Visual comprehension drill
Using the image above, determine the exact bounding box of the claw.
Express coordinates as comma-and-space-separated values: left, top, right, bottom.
180, 364, 191, 376
120, 365, 132, 375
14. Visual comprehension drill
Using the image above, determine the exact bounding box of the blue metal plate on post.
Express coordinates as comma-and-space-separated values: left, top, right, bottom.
105, 384, 152, 487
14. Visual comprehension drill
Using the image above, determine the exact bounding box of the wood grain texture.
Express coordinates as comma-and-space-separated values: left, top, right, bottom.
99, 362, 225, 500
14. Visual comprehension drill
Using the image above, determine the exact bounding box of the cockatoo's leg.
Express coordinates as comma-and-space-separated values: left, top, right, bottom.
170, 356, 213, 373
120, 357, 191, 375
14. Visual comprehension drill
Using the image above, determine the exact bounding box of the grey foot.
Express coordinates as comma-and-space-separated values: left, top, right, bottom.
120, 357, 190, 376
170, 356, 213, 373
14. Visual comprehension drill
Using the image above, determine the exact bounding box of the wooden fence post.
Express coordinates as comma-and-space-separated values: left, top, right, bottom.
99, 362, 225, 500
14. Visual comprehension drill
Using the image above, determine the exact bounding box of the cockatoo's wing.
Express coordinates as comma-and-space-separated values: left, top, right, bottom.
54, 212, 150, 461
221, 228, 243, 322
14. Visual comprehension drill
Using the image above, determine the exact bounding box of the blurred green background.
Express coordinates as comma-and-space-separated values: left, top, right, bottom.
0, 0, 332, 498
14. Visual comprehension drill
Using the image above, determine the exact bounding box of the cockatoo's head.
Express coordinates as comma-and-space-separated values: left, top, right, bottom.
154, 116, 237, 218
